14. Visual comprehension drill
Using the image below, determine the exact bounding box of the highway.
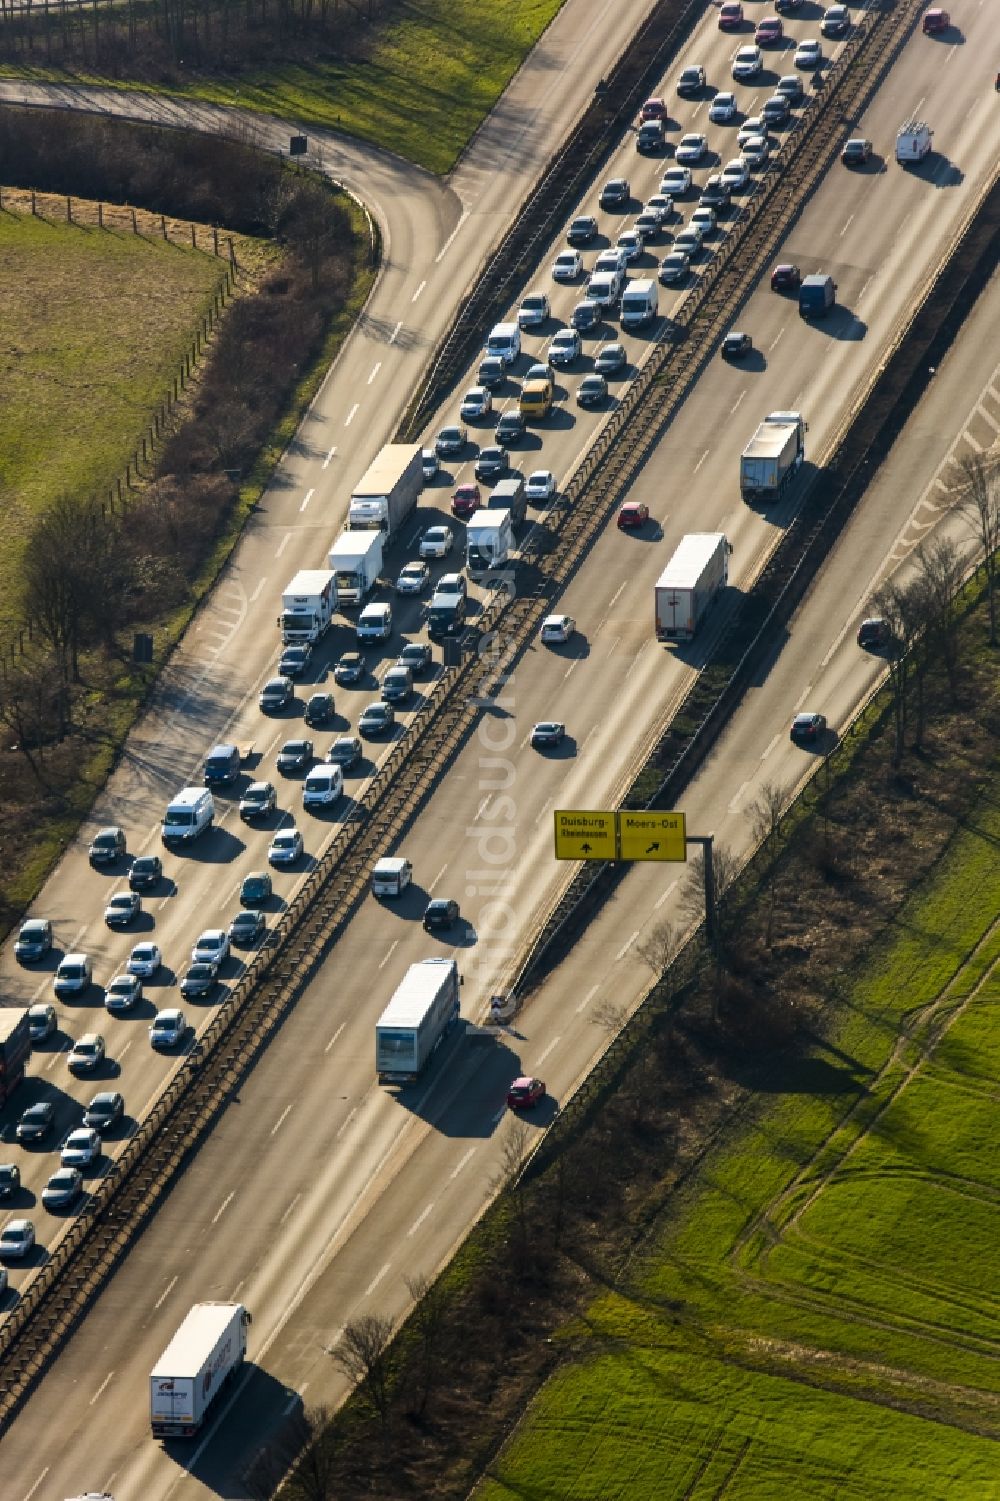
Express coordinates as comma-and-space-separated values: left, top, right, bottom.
2, 0, 999, 1495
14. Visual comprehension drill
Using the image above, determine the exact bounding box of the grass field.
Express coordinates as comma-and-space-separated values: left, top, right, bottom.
477, 784, 1000, 1497
0, 204, 225, 640
4, 0, 565, 176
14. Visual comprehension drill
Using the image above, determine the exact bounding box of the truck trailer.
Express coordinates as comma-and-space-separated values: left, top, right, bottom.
347, 443, 423, 539
328, 530, 383, 605
739, 411, 806, 502
279, 570, 337, 644
149, 1302, 251, 1438
0, 1007, 31, 1110
376, 958, 461, 1084
466, 509, 513, 581
654, 533, 731, 640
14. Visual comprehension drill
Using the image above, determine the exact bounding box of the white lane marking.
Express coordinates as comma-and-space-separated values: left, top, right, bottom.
89, 1370, 114, 1405
564, 658, 579, 680
794, 683, 813, 711
325, 1022, 346, 1054
378, 938, 400, 971
249, 578, 266, 604
728, 778, 750, 813
299, 488, 315, 512
770, 327, 784, 351
607, 581, 626, 610
367, 362, 382, 385
336, 1106, 358, 1139
22, 1468, 49, 1501
281, 1193, 301, 1224
730, 389, 746, 414
429, 863, 449, 894
535, 1035, 561, 1068
270, 1103, 293, 1136
388, 320, 402, 345
275, 533, 291, 559
450, 1147, 475, 1180
575, 983, 600, 1015
117, 1039, 132, 1064
323, 444, 337, 469
211, 1191, 235, 1225
154, 1274, 178, 1310
435, 209, 469, 264
760, 732, 780, 761
406, 1203, 435, 1237
840, 211, 855, 237
693, 448, 710, 473
345, 403, 359, 426
654, 879, 678, 911
615, 929, 639, 961
364, 1262, 391, 1297
411, 279, 426, 303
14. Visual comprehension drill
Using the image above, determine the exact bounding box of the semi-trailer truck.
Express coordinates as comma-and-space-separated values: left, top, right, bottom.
149, 1302, 251, 1438
347, 443, 423, 539
654, 533, 731, 640
376, 958, 461, 1084
0, 1008, 31, 1109
739, 411, 806, 502
328, 530, 383, 605
279, 570, 337, 644
466, 510, 513, 581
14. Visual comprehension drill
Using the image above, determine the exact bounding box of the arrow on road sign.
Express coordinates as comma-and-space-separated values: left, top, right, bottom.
581, 842, 592, 853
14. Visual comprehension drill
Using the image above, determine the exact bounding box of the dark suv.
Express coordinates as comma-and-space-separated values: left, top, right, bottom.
599, 178, 630, 210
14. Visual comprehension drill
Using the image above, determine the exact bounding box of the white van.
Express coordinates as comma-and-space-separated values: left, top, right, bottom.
620, 278, 658, 329
485, 322, 521, 363
161, 786, 215, 845
54, 951, 93, 997
302, 764, 344, 809
356, 602, 393, 642
372, 856, 413, 897
588, 271, 623, 311
895, 119, 932, 163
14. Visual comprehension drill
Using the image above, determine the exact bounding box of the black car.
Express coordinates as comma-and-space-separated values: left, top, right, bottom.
790, 711, 827, 744
599, 177, 630, 210
359, 703, 396, 738
14, 918, 52, 963
89, 825, 126, 866
16, 1102, 56, 1143
531, 721, 566, 748
699, 176, 732, 209
276, 739, 314, 774
577, 373, 608, 408
259, 676, 293, 712
821, 4, 850, 38
0, 1164, 21, 1199
240, 872, 273, 906
496, 411, 525, 446
423, 898, 461, 931
774, 0, 802, 12
180, 962, 217, 998
721, 331, 753, 359
841, 137, 873, 167
230, 909, 266, 946
129, 855, 163, 892
676, 65, 706, 97
857, 617, 891, 650
396, 642, 433, 676
761, 93, 791, 126
279, 643, 313, 679
567, 214, 598, 246
478, 355, 508, 389
304, 692, 336, 727
475, 446, 509, 482
83, 1091, 125, 1131
327, 736, 363, 770
334, 652, 365, 686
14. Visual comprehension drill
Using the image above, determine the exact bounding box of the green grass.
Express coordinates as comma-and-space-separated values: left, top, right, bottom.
0, 205, 225, 640
477, 782, 1000, 1499
3, 0, 565, 176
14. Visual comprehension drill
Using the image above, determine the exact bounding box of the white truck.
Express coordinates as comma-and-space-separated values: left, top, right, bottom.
328, 529, 383, 605
347, 443, 423, 540
620, 277, 659, 329
279, 569, 337, 644
739, 411, 806, 503
376, 958, 461, 1084
654, 533, 731, 641
466, 509, 513, 582
149, 1302, 251, 1438
895, 119, 932, 164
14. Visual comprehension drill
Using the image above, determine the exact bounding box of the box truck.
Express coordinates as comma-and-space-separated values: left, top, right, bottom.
654, 533, 731, 640
279, 570, 337, 644
376, 958, 461, 1084
0, 1008, 31, 1109
150, 1302, 251, 1438
328, 530, 383, 606
466, 510, 514, 581
347, 444, 422, 539
739, 411, 806, 502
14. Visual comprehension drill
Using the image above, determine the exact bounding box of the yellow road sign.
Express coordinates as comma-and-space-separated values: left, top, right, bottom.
617, 810, 687, 862
553, 809, 618, 861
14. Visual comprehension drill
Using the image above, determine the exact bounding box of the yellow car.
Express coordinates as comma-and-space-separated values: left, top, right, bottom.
519, 377, 554, 420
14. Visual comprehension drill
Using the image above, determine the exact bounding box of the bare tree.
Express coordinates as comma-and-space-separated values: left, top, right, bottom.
957, 456, 1000, 646
591, 998, 628, 1033
870, 576, 927, 763
0, 657, 61, 785
634, 918, 678, 978
677, 842, 739, 950
243, 1404, 322, 1501
403, 1272, 450, 1419
288, 1407, 338, 1501
748, 780, 787, 948
331, 1313, 395, 1432
914, 535, 968, 701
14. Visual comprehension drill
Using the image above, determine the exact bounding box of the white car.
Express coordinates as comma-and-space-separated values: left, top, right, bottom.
732, 44, 763, 79
104, 972, 142, 1015
795, 38, 822, 68
0, 1219, 35, 1260
551, 250, 583, 282
421, 449, 439, 482
517, 292, 550, 327
525, 470, 557, 502
61, 1128, 102, 1168
395, 560, 430, 595
690, 207, 717, 237
540, 615, 575, 644
149, 1009, 186, 1049
616, 229, 643, 263
675, 132, 707, 164
68, 1033, 105, 1075
419, 526, 454, 560
673, 228, 703, 258
660, 166, 692, 197
547, 328, 582, 367
644, 194, 673, 224
126, 942, 161, 979
709, 91, 737, 123
459, 386, 492, 420
742, 135, 770, 167
738, 116, 767, 147
191, 928, 229, 968
721, 157, 751, 190
269, 827, 304, 866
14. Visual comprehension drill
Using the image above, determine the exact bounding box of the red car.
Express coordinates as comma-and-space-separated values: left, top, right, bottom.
770, 263, 802, 291
618, 501, 649, 530
921, 8, 949, 32
755, 16, 783, 43
639, 96, 667, 122
718, 0, 743, 29
451, 483, 481, 519
507, 1076, 546, 1110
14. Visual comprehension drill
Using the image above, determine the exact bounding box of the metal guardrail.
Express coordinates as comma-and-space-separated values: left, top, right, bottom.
0, 0, 925, 1428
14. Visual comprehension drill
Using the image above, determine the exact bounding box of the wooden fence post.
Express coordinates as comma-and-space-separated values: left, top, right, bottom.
131, 208, 137, 233
66, 196, 72, 222
98, 202, 103, 229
